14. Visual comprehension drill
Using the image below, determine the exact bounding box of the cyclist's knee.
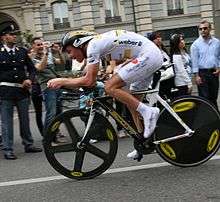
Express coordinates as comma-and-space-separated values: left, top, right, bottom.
105, 82, 114, 96
105, 76, 124, 96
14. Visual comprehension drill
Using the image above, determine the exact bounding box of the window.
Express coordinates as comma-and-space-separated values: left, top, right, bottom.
104, 0, 121, 23
158, 26, 199, 47
167, 0, 184, 16
52, 1, 70, 29
215, 1, 220, 9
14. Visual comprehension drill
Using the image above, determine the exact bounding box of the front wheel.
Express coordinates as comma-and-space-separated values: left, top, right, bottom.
154, 95, 220, 167
43, 109, 118, 180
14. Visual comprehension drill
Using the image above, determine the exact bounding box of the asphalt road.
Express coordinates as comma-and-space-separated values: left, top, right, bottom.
0, 87, 220, 202
0, 109, 220, 202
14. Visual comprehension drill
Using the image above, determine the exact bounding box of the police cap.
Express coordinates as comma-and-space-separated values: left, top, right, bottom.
0, 21, 20, 36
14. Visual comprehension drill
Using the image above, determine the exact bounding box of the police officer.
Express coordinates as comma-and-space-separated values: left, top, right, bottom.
0, 21, 42, 160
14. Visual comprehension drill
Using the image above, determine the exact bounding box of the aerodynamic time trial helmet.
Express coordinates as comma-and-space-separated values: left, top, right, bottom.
61, 30, 97, 51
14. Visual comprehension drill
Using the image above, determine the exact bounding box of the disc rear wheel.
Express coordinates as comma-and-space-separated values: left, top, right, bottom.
155, 96, 220, 167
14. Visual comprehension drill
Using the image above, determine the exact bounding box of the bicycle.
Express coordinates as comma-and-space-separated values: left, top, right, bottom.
43, 69, 220, 180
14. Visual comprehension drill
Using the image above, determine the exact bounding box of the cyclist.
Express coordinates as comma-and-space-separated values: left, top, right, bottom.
47, 30, 163, 159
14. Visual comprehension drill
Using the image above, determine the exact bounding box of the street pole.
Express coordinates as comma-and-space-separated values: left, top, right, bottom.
131, 0, 138, 33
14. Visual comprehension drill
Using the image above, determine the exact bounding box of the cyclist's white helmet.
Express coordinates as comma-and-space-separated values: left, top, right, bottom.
61, 30, 97, 51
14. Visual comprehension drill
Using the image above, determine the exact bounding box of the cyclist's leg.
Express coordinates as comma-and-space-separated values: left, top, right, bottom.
130, 77, 161, 136
128, 95, 144, 133
105, 52, 162, 139
127, 79, 159, 159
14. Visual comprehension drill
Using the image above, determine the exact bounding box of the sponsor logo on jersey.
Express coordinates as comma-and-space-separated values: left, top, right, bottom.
138, 41, 142, 46
131, 58, 139, 64
118, 40, 142, 46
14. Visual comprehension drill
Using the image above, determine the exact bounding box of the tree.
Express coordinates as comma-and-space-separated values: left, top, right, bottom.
21, 29, 33, 48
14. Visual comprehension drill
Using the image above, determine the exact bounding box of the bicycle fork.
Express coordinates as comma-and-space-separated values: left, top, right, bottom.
78, 105, 96, 147
153, 94, 194, 145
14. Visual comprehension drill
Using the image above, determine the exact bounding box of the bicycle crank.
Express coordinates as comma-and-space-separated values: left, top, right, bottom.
133, 136, 156, 156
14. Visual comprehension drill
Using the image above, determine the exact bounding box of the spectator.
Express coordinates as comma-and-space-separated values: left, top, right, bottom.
28, 48, 44, 136
51, 42, 66, 73
147, 32, 174, 99
170, 33, 192, 97
0, 21, 42, 160
31, 38, 65, 142
0, 99, 2, 147
190, 20, 220, 109
31, 82, 44, 135
71, 59, 87, 76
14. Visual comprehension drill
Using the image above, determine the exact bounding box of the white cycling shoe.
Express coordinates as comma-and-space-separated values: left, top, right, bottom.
127, 107, 159, 160
143, 107, 160, 138
127, 149, 139, 159
149, 107, 160, 135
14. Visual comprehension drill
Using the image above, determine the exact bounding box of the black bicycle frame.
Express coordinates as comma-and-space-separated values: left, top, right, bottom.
94, 96, 143, 140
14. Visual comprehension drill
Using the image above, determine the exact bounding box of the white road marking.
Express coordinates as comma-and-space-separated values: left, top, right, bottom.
0, 155, 220, 187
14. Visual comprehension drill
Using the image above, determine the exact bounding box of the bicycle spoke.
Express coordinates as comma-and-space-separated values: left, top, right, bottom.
73, 149, 86, 172
50, 143, 75, 153
44, 109, 118, 179
64, 119, 79, 142
86, 144, 109, 161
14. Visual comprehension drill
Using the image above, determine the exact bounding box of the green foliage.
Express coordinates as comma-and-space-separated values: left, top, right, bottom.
21, 30, 33, 47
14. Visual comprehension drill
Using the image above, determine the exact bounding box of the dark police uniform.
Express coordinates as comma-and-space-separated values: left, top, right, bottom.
0, 21, 42, 159
0, 45, 35, 100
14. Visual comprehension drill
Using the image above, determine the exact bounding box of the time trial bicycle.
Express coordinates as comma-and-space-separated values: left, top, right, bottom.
43, 70, 220, 180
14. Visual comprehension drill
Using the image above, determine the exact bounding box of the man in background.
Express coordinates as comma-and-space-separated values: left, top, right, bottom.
0, 21, 42, 160
31, 37, 65, 143
191, 20, 220, 110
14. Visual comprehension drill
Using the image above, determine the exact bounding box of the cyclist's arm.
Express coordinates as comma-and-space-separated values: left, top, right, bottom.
47, 63, 99, 89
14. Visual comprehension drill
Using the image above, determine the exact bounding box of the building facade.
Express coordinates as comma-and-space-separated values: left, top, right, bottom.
0, 0, 219, 45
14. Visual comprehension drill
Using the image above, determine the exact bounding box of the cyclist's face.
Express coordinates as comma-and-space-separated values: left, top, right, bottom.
66, 45, 84, 63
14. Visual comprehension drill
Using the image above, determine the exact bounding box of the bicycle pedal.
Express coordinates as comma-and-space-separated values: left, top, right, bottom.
134, 153, 143, 162
133, 136, 155, 156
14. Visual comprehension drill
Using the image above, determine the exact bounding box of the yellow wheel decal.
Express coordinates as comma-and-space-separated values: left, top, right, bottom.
160, 143, 176, 160
173, 102, 196, 112
207, 129, 220, 152
106, 128, 114, 141
51, 121, 61, 133
71, 171, 83, 177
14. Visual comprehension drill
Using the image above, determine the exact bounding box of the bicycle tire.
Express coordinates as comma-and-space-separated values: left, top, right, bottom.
154, 95, 220, 167
43, 109, 118, 180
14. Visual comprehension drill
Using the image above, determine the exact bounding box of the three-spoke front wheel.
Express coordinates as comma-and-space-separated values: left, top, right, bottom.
43, 109, 118, 180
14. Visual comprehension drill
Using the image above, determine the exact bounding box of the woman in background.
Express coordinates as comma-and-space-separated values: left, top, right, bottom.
170, 34, 192, 96
147, 32, 174, 100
